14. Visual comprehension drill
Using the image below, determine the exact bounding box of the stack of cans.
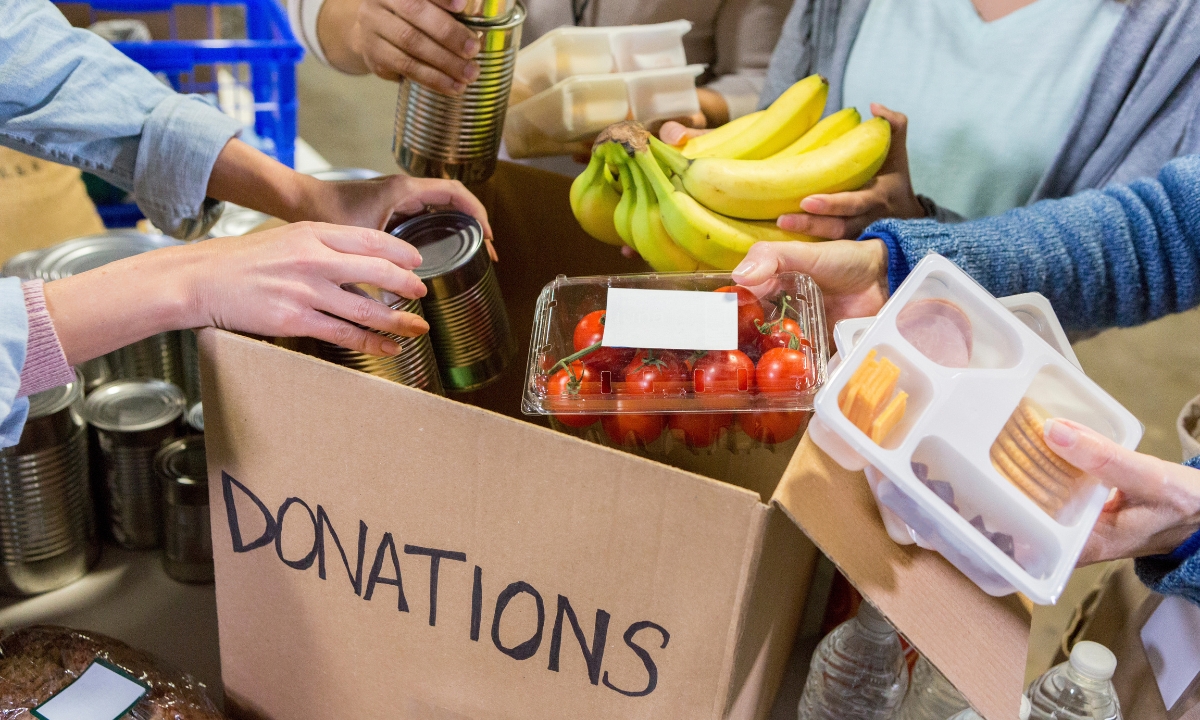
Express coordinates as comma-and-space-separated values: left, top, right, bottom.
156, 436, 212, 583
0, 372, 97, 596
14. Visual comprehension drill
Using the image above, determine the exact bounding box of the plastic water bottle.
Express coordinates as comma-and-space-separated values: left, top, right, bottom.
797, 602, 909, 720
898, 654, 968, 720
1026, 642, 1122, 720
949, 696, 1031, 719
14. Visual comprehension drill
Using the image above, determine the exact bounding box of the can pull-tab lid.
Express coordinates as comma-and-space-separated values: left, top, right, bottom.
1069, 640, 1117, 680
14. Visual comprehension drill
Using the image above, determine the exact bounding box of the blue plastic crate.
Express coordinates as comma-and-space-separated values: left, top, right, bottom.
66, 0, 304, 226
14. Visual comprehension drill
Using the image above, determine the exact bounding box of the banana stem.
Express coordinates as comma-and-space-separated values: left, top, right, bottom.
649, 135, 691, 176
631, 146, 680, 206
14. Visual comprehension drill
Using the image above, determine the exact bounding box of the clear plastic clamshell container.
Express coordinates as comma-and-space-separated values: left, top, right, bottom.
512, 20, 692, 101
505, 65, 704, 158
522, 272, 828, 453
810, 255, 1142, 605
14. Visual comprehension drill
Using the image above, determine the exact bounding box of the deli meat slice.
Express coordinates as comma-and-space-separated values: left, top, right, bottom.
896, 298, 973, 368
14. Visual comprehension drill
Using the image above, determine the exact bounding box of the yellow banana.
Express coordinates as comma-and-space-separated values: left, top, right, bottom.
569, 150, 625, 246
770, 107, 861, 159
684, 75, 828, 160
621, 156, 703, 272
680, 116, 892, 219
677, 109, 765, 158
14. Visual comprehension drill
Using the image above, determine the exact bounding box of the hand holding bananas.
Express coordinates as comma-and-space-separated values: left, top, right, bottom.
569, 75, 892, 271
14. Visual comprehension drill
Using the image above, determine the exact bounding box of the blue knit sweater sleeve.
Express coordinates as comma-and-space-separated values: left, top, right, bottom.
862, 154, 1200, 331
1135, 455, 1200, 606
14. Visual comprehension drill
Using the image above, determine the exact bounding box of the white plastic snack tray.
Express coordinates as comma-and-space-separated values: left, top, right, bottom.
504, 65, 704, 158
810, 255, 1143, 604
513, 20, 692, 99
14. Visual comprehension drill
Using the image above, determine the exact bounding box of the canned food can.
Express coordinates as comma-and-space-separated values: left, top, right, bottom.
391, 212, 515, 391
455, 0, 516, 20
186, 402, 204, 433
180, 329, 201, 405
392, 2, 525, 184
0, 371, 98, 596
313, 285, 445, 395
208, 203, 271, 239
84, 379, 186, 550
33, 231, 186, 390
306, 168, 382, 182
156, 436, 213, 584
2, 248, 45, 279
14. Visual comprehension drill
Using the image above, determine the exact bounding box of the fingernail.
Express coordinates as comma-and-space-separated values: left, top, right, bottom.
451, 81, 467, 94
732, 259, 757, 278
464, 38, 480, 56
1044, 418, 1078, 448
464, 63, 480, 82
451, 0, 467, 11
413, 317, 430, 334
800, 197, 826, 213
381, 340, 400, 355
778, 215, 804, 232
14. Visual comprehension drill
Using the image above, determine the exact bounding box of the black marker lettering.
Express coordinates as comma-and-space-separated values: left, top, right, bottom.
603, 621, 670, 697
274, 497, 318, 570
222, 471, 276, 552
491, 581, 545, 661
363, 532, 409, 611
470, 566, 483, 642
403, 545, 466, 626
316, 506, 367, 596
548, 595, 610, 685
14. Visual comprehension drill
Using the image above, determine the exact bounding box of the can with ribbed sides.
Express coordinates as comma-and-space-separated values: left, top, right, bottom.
314, 284, 445, 395
0, 371, 98, 596
391, 212, 515, 392
84, 379, 186, 550
392, 2, 525, 184
156, 436, 213, 584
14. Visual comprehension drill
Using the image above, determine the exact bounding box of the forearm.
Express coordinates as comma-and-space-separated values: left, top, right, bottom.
316, 0, 371, 74
42, 248, 197, 366
863, 155, 1200, 331
206, 138, 325, 223
697, 88, 731, 128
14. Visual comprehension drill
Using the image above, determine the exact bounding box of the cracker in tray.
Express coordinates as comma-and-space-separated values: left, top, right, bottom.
990, 398, 1083, 516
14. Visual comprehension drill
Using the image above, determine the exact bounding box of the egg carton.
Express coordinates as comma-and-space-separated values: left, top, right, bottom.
810, 255, 1142, 604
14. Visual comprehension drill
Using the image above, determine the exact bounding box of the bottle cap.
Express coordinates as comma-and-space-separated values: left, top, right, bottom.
1069, 641, 1117, 680
1020, 695, 1031, 720
855, 601, 893, 634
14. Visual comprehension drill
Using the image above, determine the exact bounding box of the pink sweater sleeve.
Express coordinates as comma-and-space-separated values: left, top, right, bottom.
18, 280, 76, 398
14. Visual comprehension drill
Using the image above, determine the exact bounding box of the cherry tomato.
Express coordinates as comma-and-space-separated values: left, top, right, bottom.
623, 350, 689, 396
602, 413, 665, 445
756, 347, 814, 394
669, 413, 732, 448
580, 346, 636, 378
739, 411, 808, 444
546, 361, 602, 428
758, 318, 810, 353
574, 310, 607, 351
693, 350, 756, 394
715, 286, 766, 351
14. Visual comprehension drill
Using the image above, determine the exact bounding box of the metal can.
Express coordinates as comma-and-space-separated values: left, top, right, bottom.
186, 402, 204, 433
180, 328, 201, 405
0, 371, 98, 596
2, 248, 45, 279
392, 212, 515, 391
456, 0, 516, 21
33, 231, 186, 390
313, 285, 445, 395
307, 168, 382, 182
156, 436, 213, 584
84, 380, 186, 550
208, 203, 271, 239
392, 2, 525, 184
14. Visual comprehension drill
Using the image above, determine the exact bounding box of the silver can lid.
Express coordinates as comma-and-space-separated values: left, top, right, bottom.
156, 436, 208, 505
34, 231, 181, 281
186, 402, 204, 432
208, 204, 272, 238
390, 212, 486, 288
27, 369, 85, 419
3, 249, 47, 280
84, 379, 186, 432
307, 168, 382, 182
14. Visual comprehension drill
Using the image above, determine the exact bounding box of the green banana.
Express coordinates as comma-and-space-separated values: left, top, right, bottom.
681, 116, 892, 219
621, 154, 704, 272
569, 150, 625, 246
770, 107, 861, 159
683, 75, 828, 160
608, 145, 639, 249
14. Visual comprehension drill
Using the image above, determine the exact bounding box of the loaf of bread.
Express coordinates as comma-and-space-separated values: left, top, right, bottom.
0, 625, 225, 720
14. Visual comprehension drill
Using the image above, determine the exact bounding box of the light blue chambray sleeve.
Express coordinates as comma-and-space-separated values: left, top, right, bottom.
0, 0, 242, 237
0, 278, 30, 450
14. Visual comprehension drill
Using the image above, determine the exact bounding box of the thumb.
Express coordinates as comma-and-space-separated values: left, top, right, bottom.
659, 121, 695, 147
732, 241, 785, 286
1043, 418, 1165, 500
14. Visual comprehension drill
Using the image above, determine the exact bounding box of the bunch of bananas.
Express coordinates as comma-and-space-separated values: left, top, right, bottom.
568, 75, 892, 271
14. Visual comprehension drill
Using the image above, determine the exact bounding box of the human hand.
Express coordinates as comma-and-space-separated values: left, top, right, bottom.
574, 113, 706, 165
659, 119, 711, 148
776, 104, 925, 240
1042, 418, 1200, 565
302, 174, 493, 241
732, 239, 890, 329
349, 0, 482, 92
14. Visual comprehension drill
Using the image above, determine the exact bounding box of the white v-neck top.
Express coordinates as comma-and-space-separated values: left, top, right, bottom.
842, 0, 1124, 219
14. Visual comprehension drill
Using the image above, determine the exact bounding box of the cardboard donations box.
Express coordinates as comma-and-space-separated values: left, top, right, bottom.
201, 162, 1031, 720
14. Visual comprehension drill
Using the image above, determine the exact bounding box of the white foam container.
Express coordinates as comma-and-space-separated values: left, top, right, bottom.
504, 65, 704, 158
514, 21, 692, 99
810, 255, 1143, 604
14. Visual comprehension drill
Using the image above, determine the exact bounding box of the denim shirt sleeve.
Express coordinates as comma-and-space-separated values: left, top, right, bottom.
0, 278, 30, 450
0, 0, 242, 237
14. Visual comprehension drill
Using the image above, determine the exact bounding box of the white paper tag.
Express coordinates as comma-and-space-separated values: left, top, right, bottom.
1141, 594, 1200, 711
601, 288, 738, 351
33, 660, 149, 720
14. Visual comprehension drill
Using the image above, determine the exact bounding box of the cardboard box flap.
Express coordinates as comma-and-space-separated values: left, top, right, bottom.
770, 434, 1031, 720
201, 329, 789, 720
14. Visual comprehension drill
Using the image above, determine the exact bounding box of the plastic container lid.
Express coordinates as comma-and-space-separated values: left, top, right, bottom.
33, 231, 181, 280
1069, 641, 1117, 681
27, 370, 84, 419
157, 436, 208, 505
84, 379, 186, 432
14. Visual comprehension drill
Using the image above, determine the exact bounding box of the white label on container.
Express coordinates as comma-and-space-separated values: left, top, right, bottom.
1141, 594, 1200, 711
33, 660, 149, 720
602, 288, 738, 350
